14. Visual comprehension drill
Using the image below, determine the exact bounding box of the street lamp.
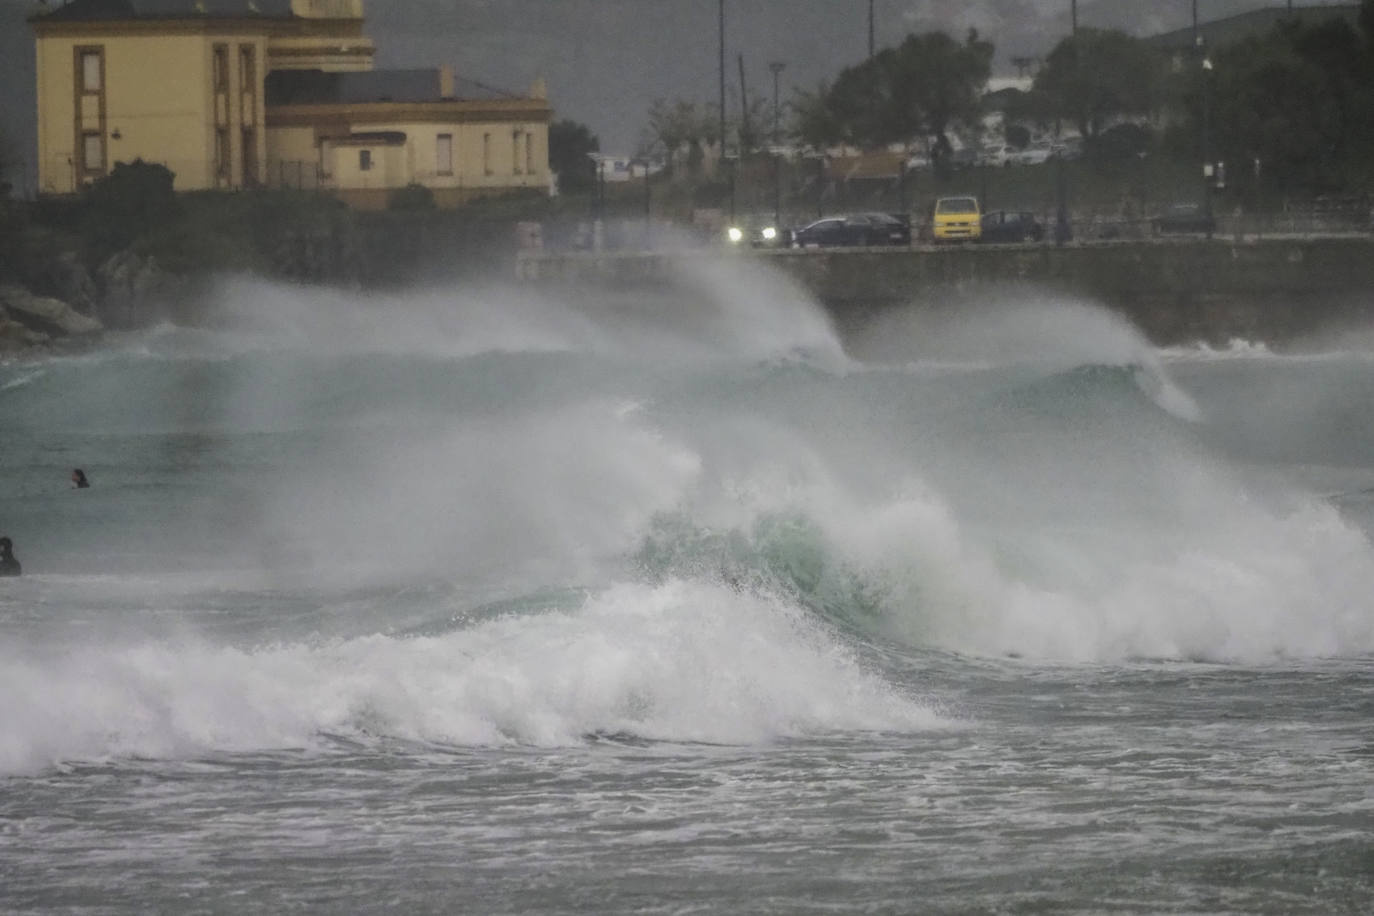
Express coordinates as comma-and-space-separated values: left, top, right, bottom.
868, 0, 875, 58
1201, 51, 1214, 239
769, 61, 786, 228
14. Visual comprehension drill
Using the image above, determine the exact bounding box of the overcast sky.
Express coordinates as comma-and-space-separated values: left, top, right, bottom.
0, 0, 1349, 192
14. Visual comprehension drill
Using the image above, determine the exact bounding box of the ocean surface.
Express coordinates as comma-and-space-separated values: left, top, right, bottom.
2, 264, 1372, 914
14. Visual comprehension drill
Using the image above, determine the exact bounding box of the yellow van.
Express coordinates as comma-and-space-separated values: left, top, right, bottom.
932, 196, 982, 242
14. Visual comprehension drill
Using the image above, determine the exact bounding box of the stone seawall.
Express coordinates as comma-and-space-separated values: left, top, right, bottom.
516, 237, 1374, 346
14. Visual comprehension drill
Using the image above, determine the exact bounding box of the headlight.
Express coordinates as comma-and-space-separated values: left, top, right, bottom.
727, 227, 744, 243
761, 226, 777, 241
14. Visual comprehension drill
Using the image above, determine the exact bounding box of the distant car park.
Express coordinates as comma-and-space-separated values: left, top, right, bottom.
1152, 203, 1216, 236
791, 213, 911, 248
980, 210, 1044, 243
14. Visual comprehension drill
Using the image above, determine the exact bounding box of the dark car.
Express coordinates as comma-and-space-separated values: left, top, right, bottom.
791, 212, 911, 248
725, 216, 789, 249
1152, 203, 1216, 236
979, 209, 1044, 243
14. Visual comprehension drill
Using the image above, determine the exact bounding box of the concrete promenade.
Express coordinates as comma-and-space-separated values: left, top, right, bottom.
516, 235, 1374, 346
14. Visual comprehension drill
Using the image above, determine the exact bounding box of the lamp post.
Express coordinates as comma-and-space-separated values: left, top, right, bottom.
769, 61, 786, 228
868, 0, 875, 58
1202, 51, 1214, 239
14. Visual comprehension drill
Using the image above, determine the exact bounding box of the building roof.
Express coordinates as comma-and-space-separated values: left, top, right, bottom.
266, 68, 520, 106
1148, 3, 1361, 51
32, 0, 296, 20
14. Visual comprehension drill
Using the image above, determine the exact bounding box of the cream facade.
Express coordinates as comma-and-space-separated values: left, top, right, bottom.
266, 89, 552, 208
31, 0, 549, 207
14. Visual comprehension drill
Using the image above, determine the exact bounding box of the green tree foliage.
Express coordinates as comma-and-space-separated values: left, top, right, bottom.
645, 99, 720, 177
1179, 13, 1374, 194
548, 119, 600, 193
790, 29, 993, 157
1035, 29, 1162, 145
80, 159, 181, 258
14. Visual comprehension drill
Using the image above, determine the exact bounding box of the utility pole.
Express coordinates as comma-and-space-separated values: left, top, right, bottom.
719, 0, 733, 220
718, 0, 726, 163
738, 54, 750, 153
868, 0, 875, 58
769, 61, 786, 145
770, 61, 786, 229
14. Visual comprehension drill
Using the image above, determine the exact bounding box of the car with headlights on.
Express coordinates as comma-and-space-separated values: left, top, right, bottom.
725, 217, 789, 248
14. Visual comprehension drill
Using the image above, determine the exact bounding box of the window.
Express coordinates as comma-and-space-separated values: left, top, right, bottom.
81, 51, 102, 92
359, 149, 372, 171
483, 133, 492, 175
239, 45, 255, 93
436, 133, 452, 176
512, 130, 522, 175
526, 133, 534, 176
82, 132, 103, 173
213, 45, 229, 93
215, 128, 230, 178
241, 127, 257, 186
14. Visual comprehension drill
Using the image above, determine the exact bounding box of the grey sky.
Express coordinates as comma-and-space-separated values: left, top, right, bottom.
0, 0, 1350, 192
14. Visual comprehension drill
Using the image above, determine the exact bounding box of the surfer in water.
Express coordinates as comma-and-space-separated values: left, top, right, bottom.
0, 537, 20, 577
71, 468, 89, 489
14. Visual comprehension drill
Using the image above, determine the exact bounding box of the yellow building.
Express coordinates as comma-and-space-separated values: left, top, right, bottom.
30, 0, 551, 207
265, 67, 551, 209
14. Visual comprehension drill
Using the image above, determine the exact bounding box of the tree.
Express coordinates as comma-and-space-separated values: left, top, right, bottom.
791, 82, 844, 151
0, 127, 15, 198
1034, 29, 1161, 146
645, 98, 719, 177
791, 29, 993, 160
548, 119, 600, 193
1172, 14, 1374, 194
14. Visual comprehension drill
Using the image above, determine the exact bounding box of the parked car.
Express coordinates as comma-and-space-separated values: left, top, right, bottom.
980, 210, 1044, 243
1008, 144, 1055, 166
1151, 203, 1216, 236
932, 196, 982, 243
725, 216, 789, 248
790, 212, 911, 248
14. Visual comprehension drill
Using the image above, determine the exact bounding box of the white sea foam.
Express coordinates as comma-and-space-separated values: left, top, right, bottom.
0, 579, 944, 776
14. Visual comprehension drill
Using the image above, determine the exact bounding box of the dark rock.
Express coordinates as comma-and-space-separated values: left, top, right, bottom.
0, 284, 103, 337
96, 250, 173, 327
41, 250, 99, 316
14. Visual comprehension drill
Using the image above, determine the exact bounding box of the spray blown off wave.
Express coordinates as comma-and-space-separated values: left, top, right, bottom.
4, 263, 1374, 773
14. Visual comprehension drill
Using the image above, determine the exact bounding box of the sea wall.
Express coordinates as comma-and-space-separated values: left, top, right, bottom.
516, 237, 1374, 346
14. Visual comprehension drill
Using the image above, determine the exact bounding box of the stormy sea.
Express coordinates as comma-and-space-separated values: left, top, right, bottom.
2, 261, 1371, 914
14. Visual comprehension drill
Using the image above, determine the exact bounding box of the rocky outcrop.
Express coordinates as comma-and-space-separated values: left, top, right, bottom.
0, 283, 103, 339
95, 250, 177, 328
40, 250, 100, 316
0, 312, 51, 353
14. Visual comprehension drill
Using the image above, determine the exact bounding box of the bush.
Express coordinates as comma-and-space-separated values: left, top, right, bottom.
80, 159, 181, 258
388, 182, 437, 211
